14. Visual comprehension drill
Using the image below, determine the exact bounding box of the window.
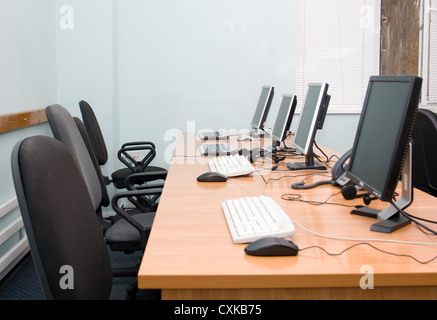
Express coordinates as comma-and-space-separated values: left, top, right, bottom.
421, 0, 437, 110
296, 0, 381, 114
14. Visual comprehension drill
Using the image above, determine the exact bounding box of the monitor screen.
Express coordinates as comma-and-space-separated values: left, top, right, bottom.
250, 85, 274, 130
346, 75, 422, 202
272, 94, 297, 143
292, 83, 329, 155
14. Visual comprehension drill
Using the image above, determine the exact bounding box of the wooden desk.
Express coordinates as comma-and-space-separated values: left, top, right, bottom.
138, 133, 437, 300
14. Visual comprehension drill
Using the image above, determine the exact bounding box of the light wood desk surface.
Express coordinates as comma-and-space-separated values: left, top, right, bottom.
138, 133, 437, 300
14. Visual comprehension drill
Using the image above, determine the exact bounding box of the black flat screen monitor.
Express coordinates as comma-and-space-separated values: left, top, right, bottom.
271, 94, 297, 145
250, 85, 274, 132
346, 75, 422, 233
287, 83, 330, 171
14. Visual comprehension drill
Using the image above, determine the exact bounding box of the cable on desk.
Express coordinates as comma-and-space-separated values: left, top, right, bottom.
255, 169, 331, 186
313, 141, 330, 163
291, 219, 437, 247
172, 155, 201, 159
283, 193, 437, 237
227, 133, 246, 137
281, 191, 357, 208
298, 243, 437, 265
282, 139, 295, 153
390, 200, 437, 236
291, 172, 334, 190
291, 180, 333, 190
328, 154, 340, 162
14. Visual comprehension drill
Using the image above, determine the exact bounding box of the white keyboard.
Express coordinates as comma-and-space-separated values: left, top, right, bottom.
198, 131, 229, 141
221, 195, 295, 243
199, 143, 236, 156
208, 155, 255, 177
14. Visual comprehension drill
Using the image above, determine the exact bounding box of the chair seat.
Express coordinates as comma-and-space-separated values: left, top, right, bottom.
105, 212, 155, 252
111, 167, 167, 189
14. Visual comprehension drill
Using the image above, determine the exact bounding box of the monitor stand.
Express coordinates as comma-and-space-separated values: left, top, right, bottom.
286, 149, 326, 171
350, 142, 413, 234
250, 128, 270, 138
262, 141, 296, 154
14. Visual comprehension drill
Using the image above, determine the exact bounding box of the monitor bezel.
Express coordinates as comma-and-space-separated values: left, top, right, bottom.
272, 94, 298, 143
250, 85, 275, 131
292, 82, 329, 155
345, 75, 422, 202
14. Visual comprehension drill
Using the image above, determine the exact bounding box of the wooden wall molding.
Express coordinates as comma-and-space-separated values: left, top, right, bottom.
0, 108, 47, 134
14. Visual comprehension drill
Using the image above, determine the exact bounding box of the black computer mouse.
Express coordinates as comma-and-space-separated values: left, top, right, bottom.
244, 237, 299, 256
197, 172, 228, 182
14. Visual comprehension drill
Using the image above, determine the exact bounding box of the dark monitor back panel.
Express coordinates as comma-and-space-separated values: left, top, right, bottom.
346, 75, 422, 202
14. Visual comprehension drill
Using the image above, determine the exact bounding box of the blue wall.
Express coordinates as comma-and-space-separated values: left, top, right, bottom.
0, 0, 360, 273
0, 0, 57, 275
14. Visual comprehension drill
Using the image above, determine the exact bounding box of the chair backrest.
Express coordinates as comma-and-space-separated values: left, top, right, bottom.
74, 116, 110, 208
79, 100, 108, 166
46, 104, 103, 211
11, 136, 112, 300
412, 108, 437, 196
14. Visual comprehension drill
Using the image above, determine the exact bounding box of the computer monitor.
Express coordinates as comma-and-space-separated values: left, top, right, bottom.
199, 85, 274, 141
286, 83, 330, 171
249, 85, 275, 134
271, 94, 297, 148
346, 75, 423, 233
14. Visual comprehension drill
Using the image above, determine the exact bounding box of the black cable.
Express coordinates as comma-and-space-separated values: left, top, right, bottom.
299, 242, 437, 265
328, 154, 340, 162
256, 170, 332, 186
291, 180, 333, 190
390, 200, 437, 236
255, 170, 309, 185
396, 207, 437, 225
314, 141, 329, 163
283, 139, 293, 151
281, 192, 357, 208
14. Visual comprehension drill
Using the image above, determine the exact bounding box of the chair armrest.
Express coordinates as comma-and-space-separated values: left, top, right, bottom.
121, 141, 156, 150
111, 188, 163, 249
117, 143, 157, 172
125, 171, 168, 190
124, 172, 167, 211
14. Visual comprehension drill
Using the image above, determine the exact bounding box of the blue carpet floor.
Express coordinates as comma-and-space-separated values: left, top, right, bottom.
0, 249, 160, 300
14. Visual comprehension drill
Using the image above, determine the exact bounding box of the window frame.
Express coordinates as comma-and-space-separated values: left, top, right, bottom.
420, 0, 437, 111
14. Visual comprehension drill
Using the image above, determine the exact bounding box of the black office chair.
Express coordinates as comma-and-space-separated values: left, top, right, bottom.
74, 117, 158, 215
412, 108, 437, 197
79, 100, 167, 189
45, 104, 162, 253
11, 136, 113, 299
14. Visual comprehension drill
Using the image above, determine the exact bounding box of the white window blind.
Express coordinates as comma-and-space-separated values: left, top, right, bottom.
423, 0, 437, 106
296, 0, 381, 113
